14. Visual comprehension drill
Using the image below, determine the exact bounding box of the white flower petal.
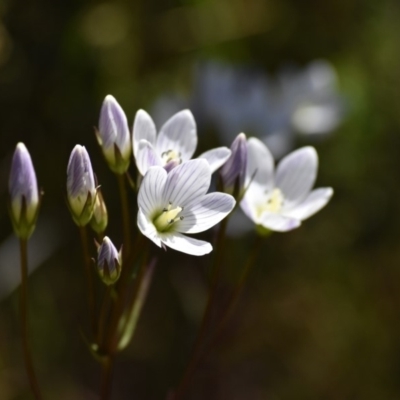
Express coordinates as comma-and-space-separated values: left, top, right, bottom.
275, 146, 318, 206
136, 140, 163, 176
198, 147, 231, 173
138, 166, 167, 217
137, 208, 162, 247
260, 213, 301, 232
162, 159, 211, 209
245, 138, 275, 197
155, 110, 197, 161
176, 193, 235, 233
133, 110, 157, 158
240, 195, 260, 225
283, 187, 333, 220
160, 232, 212, 256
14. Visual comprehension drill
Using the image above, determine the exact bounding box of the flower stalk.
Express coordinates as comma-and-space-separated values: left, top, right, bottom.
117, 173, 131, 260
19, 239, 43, 400
173, 216, 229, 400
79, 226, 96, 337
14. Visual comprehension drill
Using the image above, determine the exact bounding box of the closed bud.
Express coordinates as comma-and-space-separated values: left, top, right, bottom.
97, 236, 121, 285
67, 145, 96, 226
9, 143, 40, 239
220, 133, 247, 197
96, 95, 131, 174
90, 188, 108, 234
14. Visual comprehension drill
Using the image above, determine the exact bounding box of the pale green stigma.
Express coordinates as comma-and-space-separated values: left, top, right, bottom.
161, 150, 181, 165
153, 202, 184, 232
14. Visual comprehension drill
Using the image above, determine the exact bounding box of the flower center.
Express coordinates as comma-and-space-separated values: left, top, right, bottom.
161, 149, 182, 165
153, 202, 184, 232
256, 188, 284, 216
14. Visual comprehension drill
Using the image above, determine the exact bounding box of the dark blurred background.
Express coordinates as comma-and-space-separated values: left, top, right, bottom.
1, 0, 400, 398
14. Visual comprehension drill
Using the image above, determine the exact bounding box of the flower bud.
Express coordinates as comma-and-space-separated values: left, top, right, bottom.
67, 145, 96, 226
90, 188, 108, 234
220, 133, 247, 196
96, 95, 131, 174
97, 236, 121, 285
9, 143, 40, 239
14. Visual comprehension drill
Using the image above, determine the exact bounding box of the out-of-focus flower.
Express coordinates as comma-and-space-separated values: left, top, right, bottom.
90, 189, 108, 234
151, 60, 345, 158
133, 109, 231, 175
97, 95, 131, 174
241, 138, 333, 232
9, 143, 40, 239
220, 133, 247, 196
97, 236, 121, 285
137, 159, 235, 256
279, 60, 343, 136
67, 145, 97, 227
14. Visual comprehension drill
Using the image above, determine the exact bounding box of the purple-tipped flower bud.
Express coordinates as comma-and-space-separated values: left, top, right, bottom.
67, 145, 96, 226
97, 236, 121, 285
9, 143, 40, 239
220, 133, 247, 196
97, 95, 131, 174
90, 188, 108, 234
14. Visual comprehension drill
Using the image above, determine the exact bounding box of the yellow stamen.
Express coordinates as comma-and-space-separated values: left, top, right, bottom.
256, 188, 284, 217
161, 149, 181, 164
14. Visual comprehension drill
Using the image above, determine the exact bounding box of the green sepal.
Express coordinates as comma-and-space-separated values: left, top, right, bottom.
67, 189, 97, 227
95, 127, 130, 175
9, 194, 41, 239
256, 224, 273, 237
98, 258, 121, 286
110, 142, 130, 175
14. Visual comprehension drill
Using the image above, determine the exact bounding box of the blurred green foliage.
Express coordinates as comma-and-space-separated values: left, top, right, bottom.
1, 0, 400, 398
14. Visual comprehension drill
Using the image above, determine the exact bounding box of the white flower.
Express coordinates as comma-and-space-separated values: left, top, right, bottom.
133, 109, 231, 175
241, 138, 333, 232
137, 159, 235, 256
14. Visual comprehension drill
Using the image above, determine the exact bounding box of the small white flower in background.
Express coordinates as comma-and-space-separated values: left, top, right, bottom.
9, 143, 40, 239
97, 236, 121, 286
150, 60, 345, 159
137, 159, 235, 256
241, 138, 333, 232
133, 109, 231, 176
97, 95, 131, 174
66, 145, 97, 227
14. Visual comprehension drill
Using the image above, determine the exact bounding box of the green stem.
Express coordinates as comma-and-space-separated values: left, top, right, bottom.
173, 218, 228, 400
107, 241, 150, 353
118, 232, 145, 292
117, 173, 131, 260
100, 356, 114, 400
79, 226, 96, 337
97, 286, 112, 348
117, 256, 156, 351
19, 239, 43, 400
97, 243, 149, 400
